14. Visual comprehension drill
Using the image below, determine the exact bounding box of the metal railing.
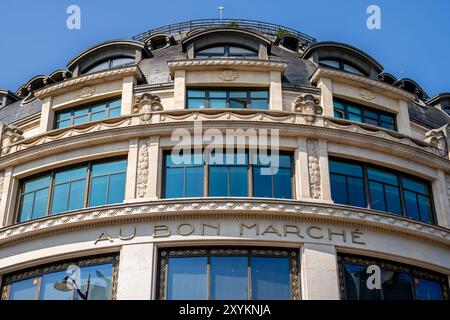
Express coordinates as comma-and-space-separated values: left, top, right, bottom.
131, 19, 316, 44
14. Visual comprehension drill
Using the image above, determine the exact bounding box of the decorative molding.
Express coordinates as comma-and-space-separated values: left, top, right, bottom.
0, 124, 24, 156
359, 88, 376, 101
0, 170, 4, 204
137, 138, 150, 198
132, 93, 163, 121
307, 139, 321, 199
79, 86, 96, 98
293, 94, 323, 124
425, 125, 448, 155
218, 70, 239, 81
0, 199, 448, 250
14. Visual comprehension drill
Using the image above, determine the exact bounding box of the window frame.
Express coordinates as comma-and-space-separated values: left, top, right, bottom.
81, 55, 135, 75
162, 150, 294, 199
333, 98, 398, 131
186, 88, 270, 110
319, 58, 367, 76
54, 97, 122, 130
337, 254, 449, 300
16, 156, 127, 224
157, 247, 300, 300
329, 157, 437, 224
0, 254, 119, 300
195, 44, 258, 58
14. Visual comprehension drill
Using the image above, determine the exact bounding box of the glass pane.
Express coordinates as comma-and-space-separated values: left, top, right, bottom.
414, 278, 444, 300
253, 166, 273, 198
24, 176, 51, 193
185, 166, 204, 197
251, 257, 290, 300
210, 256, 248, 300
348, 177, 366, 207
40, 271, 72, 300
73, 115, 89, 125
92, 160, 127, 176
196, 46, 225, 55
89, 176, 108, 207
187, 98, 206, 109
69, 179, 86, 211
229, 166, 248, 196
273, 168, 292, 199
164, 167, 184, 198
320, 59, 340, 69
382, 271, 414, 300
404, 190, 420, 221
278, 154, 291, 168
108, 107, 121, 118
19, 193, 34, 222
78, 263, 113, 300
343, 63, 364, 75
56, 120, 71, 129
230, 99, 247, 109
109, 100, 121, 109
329, 160, 363, 177
347, 105, 362, 115
54, 166, 87, 184
111, 57, 134, 68
229, 46, 256, 55
363, 110, 377, 120
57, 112, 71, 121
107, 173, 126, 204
209, 166, 228, 196
229, 91, 246, 99
250, 91, 268, 99
167, 257, 207, 300
380, 114, 395, 124
418, 195, 432, 223
187, 90, 206, 98
251, 99, 268, 110
91, 104, 106, 113
369, 181, 386, 211
385, 185, 402, 215
9, 277, 38, 300
330, 174, 348, 205
51, 183, 70, 214
85, 61, 109, 74
209, 91, 227, 98
381, 122, 395, 131
209, 99, 227, 109
368, 168, 398, 186
334, 109, 345, 119
333, 100, 345, 110
33, 189, 49, 219
364, 118, 378, 126
348, 113, 362, 122
91, 111, 106, 122
402, 178, 428, 195
343, 263, 381, 300
74, 108, 89, 117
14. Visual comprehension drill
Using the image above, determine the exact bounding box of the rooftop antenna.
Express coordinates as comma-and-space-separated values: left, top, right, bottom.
218, 6, 224, 20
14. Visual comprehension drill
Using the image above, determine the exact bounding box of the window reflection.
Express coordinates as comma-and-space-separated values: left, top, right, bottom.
187, 89, 269, 110
195, 45, 258, 58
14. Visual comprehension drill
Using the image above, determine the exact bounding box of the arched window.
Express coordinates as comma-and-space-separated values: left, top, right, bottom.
319, 58, 366, 76
195, 44, 258, 58
82, 56, 135, 74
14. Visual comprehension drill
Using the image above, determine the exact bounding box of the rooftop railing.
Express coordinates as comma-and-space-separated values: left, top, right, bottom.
131, 19, 316, 44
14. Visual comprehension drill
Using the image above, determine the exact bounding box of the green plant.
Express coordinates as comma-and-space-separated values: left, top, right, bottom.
229, 21, 238, 27
275, 28, 289, 38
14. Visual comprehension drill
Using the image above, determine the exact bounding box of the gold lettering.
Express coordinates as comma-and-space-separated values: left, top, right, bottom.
328, 229, 346, 242
119, 227, 136, 241
262, 224, 282, 237
283, 224, 304, 238
153, 225, 171, 238
351, 229, 366, 245
306, 226, 324, 239
202, 224, 220, 236
94, 232, 113, 245
240, 223, 259, 236
177, 223, 195, 236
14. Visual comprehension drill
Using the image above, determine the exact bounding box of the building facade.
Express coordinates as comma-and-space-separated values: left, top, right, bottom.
0, 19, 449, 300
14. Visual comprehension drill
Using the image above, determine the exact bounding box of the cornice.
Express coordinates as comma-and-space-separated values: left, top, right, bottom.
168, 58, 288, 75
35, 66, 143, 99
0, 199, 448, 250
311, 67, 416, 101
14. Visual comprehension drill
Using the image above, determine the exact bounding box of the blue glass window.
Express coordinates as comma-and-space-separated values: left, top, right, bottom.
209, 152, 248, 197
251, 257, 291, 300
83, 57, 134, 74
330, 160, 366, 207
18, 176, 51, 222
187, 89, 269, 110
51, 166, 87, 215
89, 159, 127, 207
211, 257, 248, 300
167, 257, 207, 300
195, 45, 257, 58
253, 153, 292, 199
55, 98, 122, 129
333, 99, 396, 131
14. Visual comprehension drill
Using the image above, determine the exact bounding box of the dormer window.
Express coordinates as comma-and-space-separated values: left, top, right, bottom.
82, 56, 135, 75
319, 59, 366, 76
195, 45, 258, 58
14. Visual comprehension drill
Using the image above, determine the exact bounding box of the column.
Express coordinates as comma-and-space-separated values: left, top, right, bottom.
300, 243, 340, 300
39, 96, 53, 133
397, 100, 412, 136
173, 70, 186, 110
0, 167, 19, 227
124, 138, 139, 201
116, 243, 155, 300
317, 78, 333, 117
270, 71, 283, 111
318, 139, 332, 202
121, 75, 135, 115
146, 136, 161, 199
432, 170, 450, 228
296, 137, 310, 199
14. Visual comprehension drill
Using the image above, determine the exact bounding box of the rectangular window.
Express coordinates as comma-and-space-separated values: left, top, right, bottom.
163, 150, 293, 200
187, 89, 269, 110
55, 98, 122, 129
17, 158, 127, 223
1, 255, 118, 300
329, 158, 435, 224
333, 99, 396, 131
159, 248, 298, 300
338, 254, 448, 300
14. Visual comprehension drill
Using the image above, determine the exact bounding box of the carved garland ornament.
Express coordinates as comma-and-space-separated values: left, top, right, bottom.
293, 94, 323, 124
1, 125, 24, 155
137, 138, 150, 198
132, 93, 163, 121
79, 86, 96, 98
218, 70, 239, 81
307, 139, 321, 199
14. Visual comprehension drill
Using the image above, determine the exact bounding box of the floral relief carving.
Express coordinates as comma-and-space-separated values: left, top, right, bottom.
132, 93, 163, 121
425, 125, 448, 156
1, 125, 24, 155
307, 139, 321, 199
79, 86, 96, 98
218, 70, 239, 81
137, 138, 150, 198
293, 94, 323, 124
359, 88, 376, 101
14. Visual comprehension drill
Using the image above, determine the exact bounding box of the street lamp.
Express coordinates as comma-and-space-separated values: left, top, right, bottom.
54, 272, 91, 301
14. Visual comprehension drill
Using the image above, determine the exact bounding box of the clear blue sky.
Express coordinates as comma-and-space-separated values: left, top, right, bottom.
0, 0, 449, 97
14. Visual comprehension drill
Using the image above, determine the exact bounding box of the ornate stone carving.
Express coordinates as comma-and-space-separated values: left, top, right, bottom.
307, 139, 321, 199
0, 170, 4, 204
79, 86, 96, 98
137, 138, 150, 198
359, 88, 376, 100
294, 94, 323, 124
1, 125, 24, 155
218, 70, 239, 81
132, 93, 163, 121
425, 125, 448, 155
